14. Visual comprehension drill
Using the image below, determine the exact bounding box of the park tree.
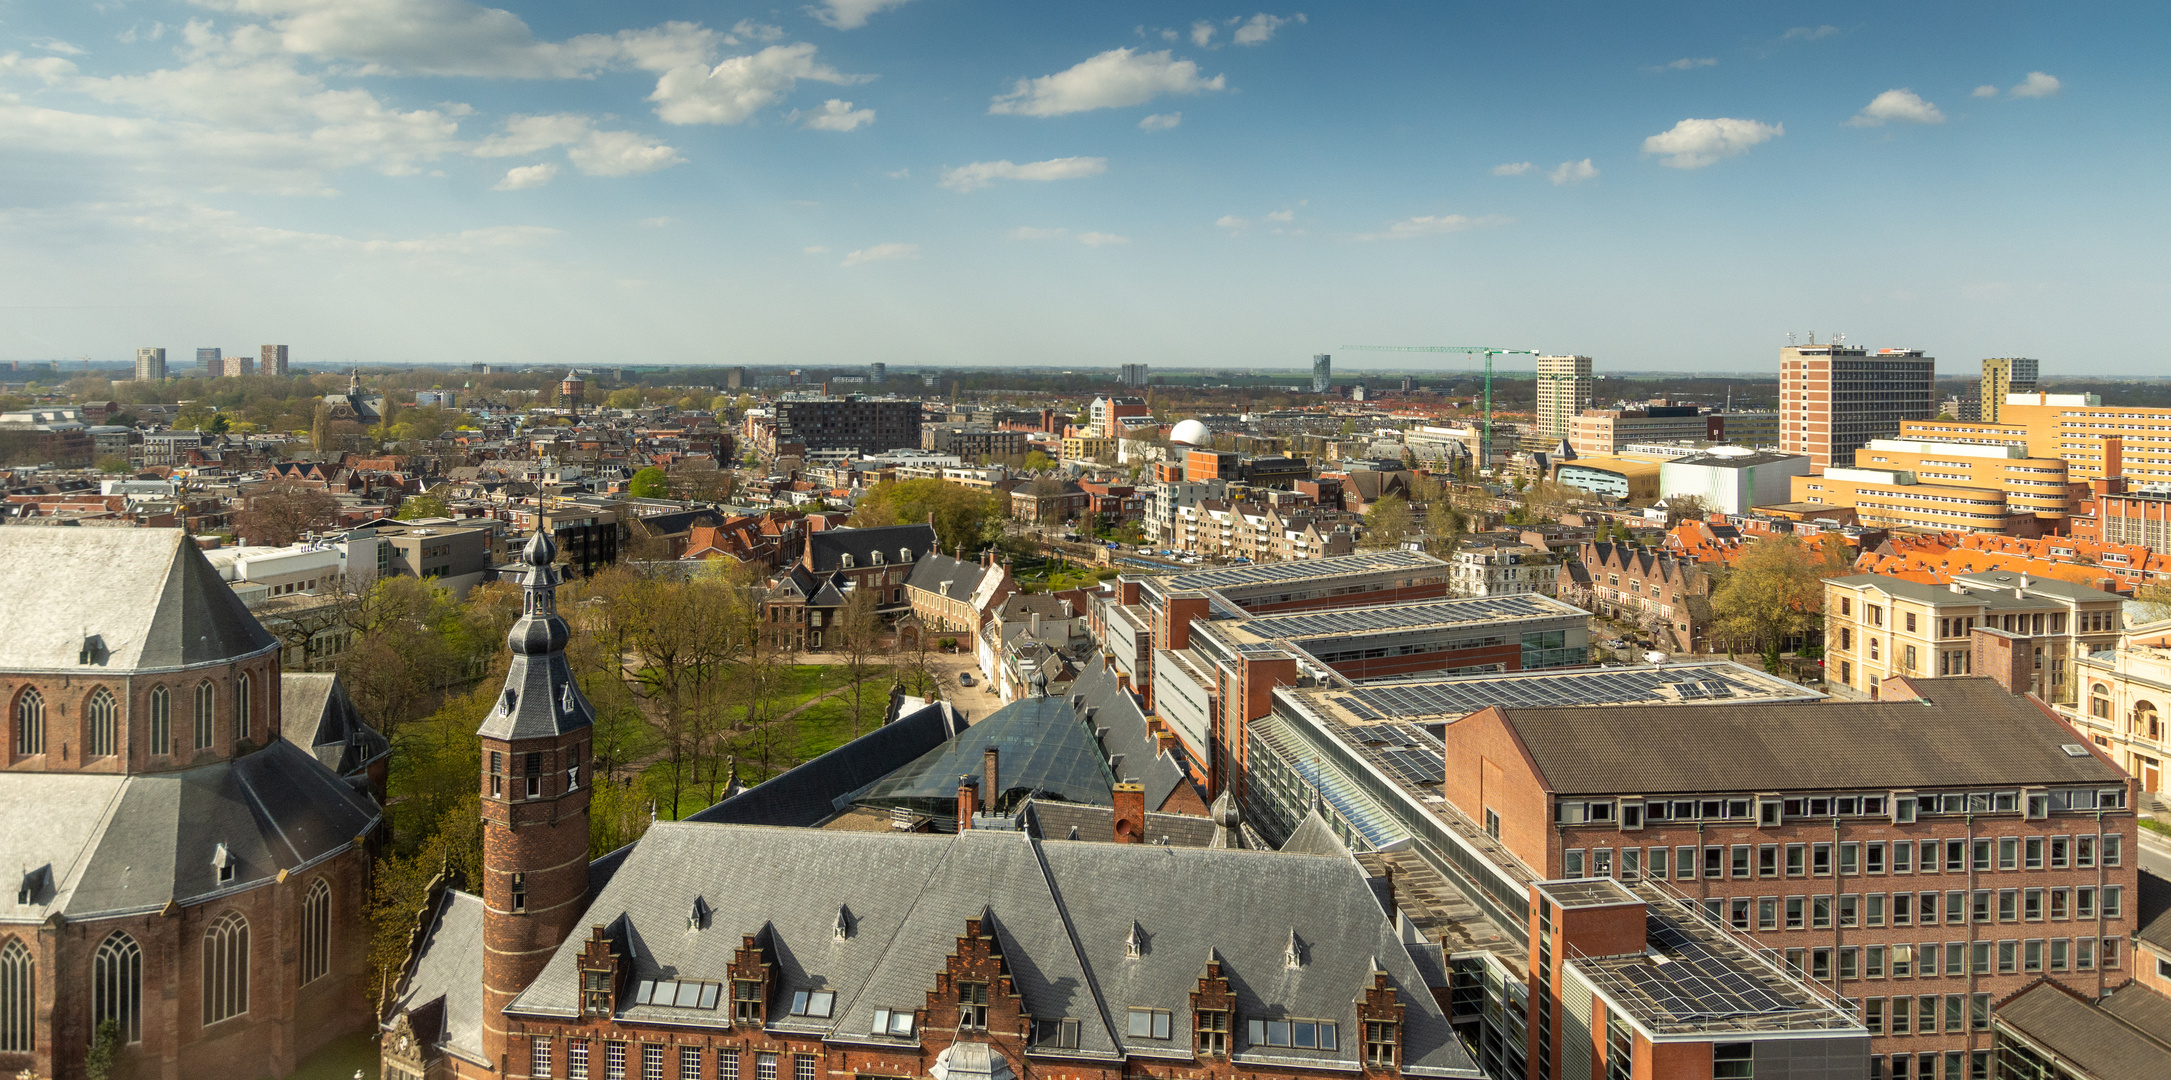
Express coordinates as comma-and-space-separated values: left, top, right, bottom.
396, 493, 451, 520
1711, 534, 1830, 674
235, 482, 339, 545
1022, 449, 1055, 471
1664, 494, 1711, 528
629, 466, 670, 499
1364, 495, 1413, 548
832, 586, 889, 735
852, 477, 1005, 553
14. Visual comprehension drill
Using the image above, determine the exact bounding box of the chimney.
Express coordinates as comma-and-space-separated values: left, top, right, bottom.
983, 747, 1000, 812
956, 775, 979, 832
1970, 626, 2032, 696
1112, 781, 1145, 843
1031, 611, 1043, 637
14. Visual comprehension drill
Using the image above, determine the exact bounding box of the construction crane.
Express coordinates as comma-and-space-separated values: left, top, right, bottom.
1338, 345, 1538, 467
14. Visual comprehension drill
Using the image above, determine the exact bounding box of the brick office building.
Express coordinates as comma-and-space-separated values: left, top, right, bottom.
1439, 677, 2138, 1079
382, 528, 1488, 1080
0, 529, 386, 1080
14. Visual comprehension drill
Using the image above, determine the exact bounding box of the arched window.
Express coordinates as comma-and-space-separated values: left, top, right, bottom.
194, 681, 216, 751
14, 688, 44, 756
201, 912, 248, 1025
149, 686, 170, 755
2091, 683, 2112, 720
87, 688, 117, 758
93, 932, 141, 1043
235, 672, 251, 741
0, 938, 31, 1052
300, 880, 331, 986
2140, 701, 2162, 743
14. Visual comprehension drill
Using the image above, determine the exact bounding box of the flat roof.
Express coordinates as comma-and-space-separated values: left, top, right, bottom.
1291, 661, 1821, 729
1534, 878, 1639, 909
1211, 594, 1586, 647
1140, 550, 1446, 598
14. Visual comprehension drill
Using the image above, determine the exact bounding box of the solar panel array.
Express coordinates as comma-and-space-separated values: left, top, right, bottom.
1349, 721, 1448, 786
1241, 594, 1567, 639
1328, 665, 1783, 721
1161, 550, 1439, 591
1609, 916, 1799, 1022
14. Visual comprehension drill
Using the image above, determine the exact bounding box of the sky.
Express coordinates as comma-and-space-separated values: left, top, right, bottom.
0, 1, 2165, 376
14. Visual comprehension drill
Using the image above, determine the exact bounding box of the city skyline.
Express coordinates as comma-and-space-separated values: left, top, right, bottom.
0, 2, 2163, 372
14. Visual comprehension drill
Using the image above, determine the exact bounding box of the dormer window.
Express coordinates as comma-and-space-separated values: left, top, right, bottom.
871, 1009, 916, 1037
787, 990, 835, 1018
841, 554, 854, 569
1363, 1021, 1398, 1068
733, 980, 764, 1024
900, 548, 913, 563
212, 843, 236, 884
1194, 1009, 1228, 1056
956, 981, 988, 1029
581, 967, 614, 1017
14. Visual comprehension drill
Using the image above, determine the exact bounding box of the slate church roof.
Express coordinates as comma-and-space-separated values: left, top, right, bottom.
0, 527, 275, 672
806, 523, 938, 573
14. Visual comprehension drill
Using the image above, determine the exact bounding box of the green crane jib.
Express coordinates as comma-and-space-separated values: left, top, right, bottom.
1339, 345, 1539, 467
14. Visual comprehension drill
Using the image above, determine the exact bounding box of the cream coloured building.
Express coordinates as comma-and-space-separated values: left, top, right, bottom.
1822, 570, 2125, 702
2064, 623, 2171, 797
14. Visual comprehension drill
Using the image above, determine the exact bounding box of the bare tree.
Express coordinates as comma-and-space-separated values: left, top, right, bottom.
832, 586, 889, 735
235, 481, 339, 545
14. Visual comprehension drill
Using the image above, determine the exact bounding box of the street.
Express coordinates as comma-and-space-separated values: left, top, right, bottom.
2140, 826, 2171, 882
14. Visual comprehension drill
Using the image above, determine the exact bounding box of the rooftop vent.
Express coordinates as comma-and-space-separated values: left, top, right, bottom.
2061, 744, 2092, 757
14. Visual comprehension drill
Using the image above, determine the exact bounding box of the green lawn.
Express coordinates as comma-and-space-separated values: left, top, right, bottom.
629, 668, 905, 822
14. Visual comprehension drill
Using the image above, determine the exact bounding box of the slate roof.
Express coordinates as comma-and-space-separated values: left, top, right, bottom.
1068, 662, 1195, 814
0, 740, 382, 921
853, 696, 1116, 814
2137, 868, 2171, 954
391, 889, 489, 1064
904, 552, 995, 601
1022, 800, 1216, 847
280, 672, 390, 779
506, 823, 1478, 1076
1995, 980, 2171, 1080
807, 523, 938, 573
0, 527, 276, 672
1498, 678, 2126, 796
689, 699, 967, 828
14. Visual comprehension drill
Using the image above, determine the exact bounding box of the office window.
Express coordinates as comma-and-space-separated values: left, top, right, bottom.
643, 1045, 664, 1080
754, 1053, 776, 1080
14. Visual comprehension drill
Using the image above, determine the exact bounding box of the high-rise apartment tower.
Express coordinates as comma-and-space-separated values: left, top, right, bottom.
260, 344, 289, 377
133, 347, 166, 382
1312, 353, 1331, 394
1780, 344, 1936, 471
1981, 357, 2039, 424
1533, 354, 1594, 440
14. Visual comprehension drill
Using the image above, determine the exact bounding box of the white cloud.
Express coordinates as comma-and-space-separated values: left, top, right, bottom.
648, 42, 865, 125
114, 201, 556, 258
1491, 161, 1535, 176
195, 0, 720, 79
1264, 208, 1295, 223
2010, 71, 2060, 98
1076, 231, 1129, 246
989, 48, 1225, 117
797, 98, 874, 131
1355, 213, 1512, 241
0, 51, 81, 84
1972, 84, 2000, 98
1191, 22, 1216, 48
802, 245, 829, 254
1648, 57, 1716, 71
808, 0, 915, 31
118, 22, 169, 45
1640, 117, 1782, 168
1215, 214, 1250, 234
727, 20, 784, 45
568, 130, 684, 175
493, 162, 556, 189
1848, 88, 1944, 126
1549, 158, 1598, 184
1784, 25, 1840, 41
34, 39, 87, 57
1139, 111, 1182, 131
1231, 14, 1301, 46
1008, 226, 1068, 240
938, 156, 1107, 192
472, 113, 591, 157
841, 242, 916, 266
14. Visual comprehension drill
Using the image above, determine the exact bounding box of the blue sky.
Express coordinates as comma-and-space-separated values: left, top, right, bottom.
0, 1, 2163, 376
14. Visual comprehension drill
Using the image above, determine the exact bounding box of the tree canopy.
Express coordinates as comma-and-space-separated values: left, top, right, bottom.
852, 477, 1005, 554
1711, 534, 1831, 673
629, 466, 670, 499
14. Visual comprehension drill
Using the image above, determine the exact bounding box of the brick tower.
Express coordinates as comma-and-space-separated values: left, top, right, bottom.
478, 526, 596, 1074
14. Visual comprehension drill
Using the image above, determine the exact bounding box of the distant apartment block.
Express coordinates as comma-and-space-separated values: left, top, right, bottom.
1120, 362, 1149, 387
133, 347, 166, 382
222, 353, 255, 377
1090, 395, 1151, 439
261, 344, 289, 376
196, 346, 221, 374
865, 361, 885, 384
1570, 405, 1705, 455
1533, 354, 1593, 440
771, 395, 922, 455
1981, 357, 2038, 423
1312, 352, 1331, 394
1780, 344, 1937, 471
921, 423, 1027, 460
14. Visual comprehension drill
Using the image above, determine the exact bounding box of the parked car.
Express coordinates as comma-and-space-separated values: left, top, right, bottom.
958, 672, 974, 686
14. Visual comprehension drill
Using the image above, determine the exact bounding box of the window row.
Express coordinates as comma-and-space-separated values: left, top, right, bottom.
1560, 788, 2126, 829
1700, 885, 2126, 934
1560, 833, 2124, 881
1769, 936, 2120, 983
11, 678, 259, 759
542, 1044, 814, 1080
1868, 1049, 1990, 1080
1860, 993, 1990, 1037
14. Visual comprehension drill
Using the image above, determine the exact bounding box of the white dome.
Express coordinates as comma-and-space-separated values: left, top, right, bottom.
1170, 419, 1211, 446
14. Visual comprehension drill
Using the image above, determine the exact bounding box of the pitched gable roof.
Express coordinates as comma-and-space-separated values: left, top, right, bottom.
0, 527, 275, 671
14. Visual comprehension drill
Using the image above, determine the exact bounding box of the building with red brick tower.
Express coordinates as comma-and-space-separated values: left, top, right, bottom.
559, 372, 585, 412
0, 528, 386, 1080
476, 527, 595, 1076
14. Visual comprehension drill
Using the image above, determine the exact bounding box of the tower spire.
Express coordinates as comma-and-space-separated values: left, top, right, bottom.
478, 524, 596, 1072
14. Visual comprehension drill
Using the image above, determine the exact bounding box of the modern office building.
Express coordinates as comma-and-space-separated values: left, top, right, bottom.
1089, 395, 1151, 439
771, 396, 924, 455
1980, 357, 2038, 424
1779, 344, 1937, 471
1552, 454, 1664, 501
1568, 406, 1706, 455
1659, 447, 1813, 515
1532, 354, 1593, 441
1313, 353, 1332, 393
261, 343, 289, 376
196, 346, 221, 374
866, 361, 886, 385
133, 347, 166, 382
1790, 437, 2073, 530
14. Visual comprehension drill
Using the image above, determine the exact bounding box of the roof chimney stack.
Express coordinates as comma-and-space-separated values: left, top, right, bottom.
983, 747, 1000, 813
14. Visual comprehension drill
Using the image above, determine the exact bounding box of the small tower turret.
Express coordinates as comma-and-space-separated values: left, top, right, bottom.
478, 527, 596, 1072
